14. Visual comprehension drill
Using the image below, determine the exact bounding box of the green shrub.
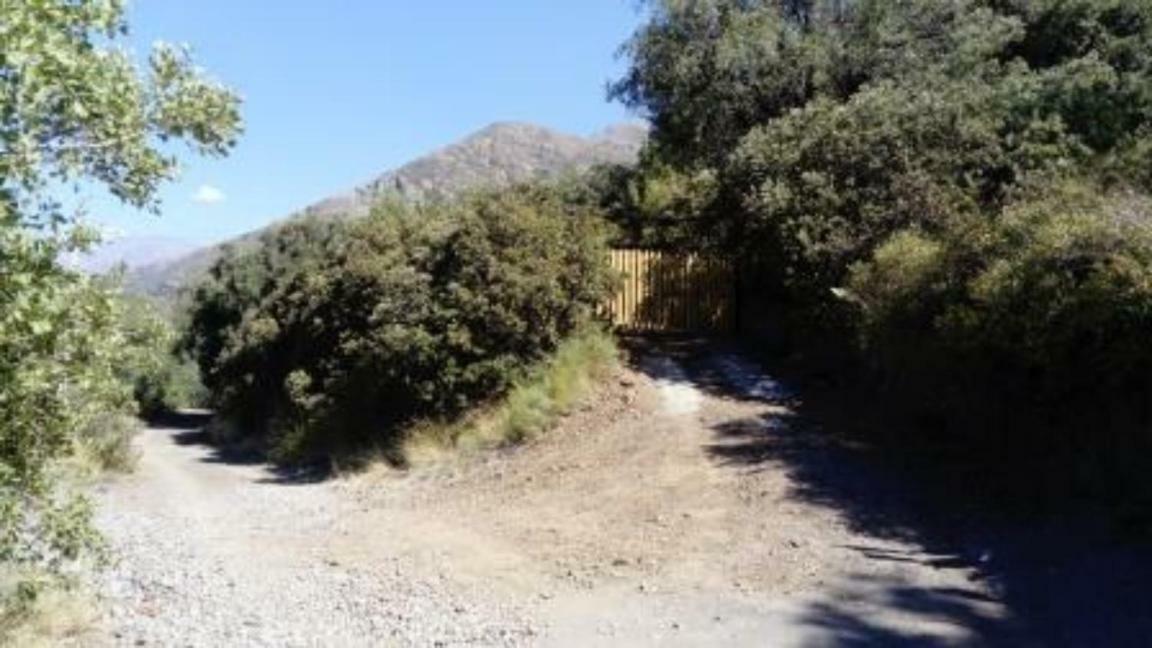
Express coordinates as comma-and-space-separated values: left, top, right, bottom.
848, 181, 1152, 497
0, 227, 127, 593
131, 356, 208, 417
104, 294, 208, 417
610, 0, 1152, 506
184, 184, 617, 464
728, 73, 1081, 311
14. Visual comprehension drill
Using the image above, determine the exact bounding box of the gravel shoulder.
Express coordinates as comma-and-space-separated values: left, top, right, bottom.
82, 345, 1025, 646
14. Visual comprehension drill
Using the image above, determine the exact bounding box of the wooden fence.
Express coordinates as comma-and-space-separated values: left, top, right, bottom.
605, 249, 736, 333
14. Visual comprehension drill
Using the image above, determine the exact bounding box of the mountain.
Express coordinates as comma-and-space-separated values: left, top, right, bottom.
128, 121, 647, 297
68, 236, 197, 275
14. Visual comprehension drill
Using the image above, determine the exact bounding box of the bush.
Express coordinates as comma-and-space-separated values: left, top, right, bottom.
73, 414, 140, 475
848, 181, 1152, 498
610, 0, 1152, 507
106, 294, 208, 418
0, 227, 127, 597
728, 72, 1082, 311
184, 184, 617, 463
131, 355, 208, 418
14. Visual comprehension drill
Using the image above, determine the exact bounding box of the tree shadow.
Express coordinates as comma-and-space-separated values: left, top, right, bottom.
161, 414, 329, 485
795, 574, 1022, 647
717, 413, 1152, 646
146, 409, 214, 430
628, 338, 1152, 646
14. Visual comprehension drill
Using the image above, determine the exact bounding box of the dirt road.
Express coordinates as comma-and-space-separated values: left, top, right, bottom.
84, 346, 1027, 646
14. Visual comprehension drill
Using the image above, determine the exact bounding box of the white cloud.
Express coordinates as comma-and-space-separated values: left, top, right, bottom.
193, 184, 226, 205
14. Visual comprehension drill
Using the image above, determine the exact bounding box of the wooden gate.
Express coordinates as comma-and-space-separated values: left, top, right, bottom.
606, 249, 735, 333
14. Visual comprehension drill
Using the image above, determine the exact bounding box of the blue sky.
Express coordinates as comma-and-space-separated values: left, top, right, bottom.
88, 1, 644, 246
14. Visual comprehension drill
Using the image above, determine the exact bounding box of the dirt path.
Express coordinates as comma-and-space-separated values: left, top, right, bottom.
84, 347, 1024, 646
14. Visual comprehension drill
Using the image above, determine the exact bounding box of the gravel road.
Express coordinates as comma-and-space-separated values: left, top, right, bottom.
87, 419, 535, 647
80, 348, 1025, 646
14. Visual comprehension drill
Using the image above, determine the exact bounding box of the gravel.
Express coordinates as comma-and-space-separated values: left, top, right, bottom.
74, 348, 1022, 646
83, 428, 536, 647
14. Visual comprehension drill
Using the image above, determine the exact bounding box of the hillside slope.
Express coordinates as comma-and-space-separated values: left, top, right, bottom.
128, 122, 645, 297
68, 236, 196, 275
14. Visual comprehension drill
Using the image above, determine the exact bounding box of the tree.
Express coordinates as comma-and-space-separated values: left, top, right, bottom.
1, 0, 240, 212
0, 0, 241, 601
613, 0, 1152, 504
182, 185, 615, 464
610, 0, 879, 167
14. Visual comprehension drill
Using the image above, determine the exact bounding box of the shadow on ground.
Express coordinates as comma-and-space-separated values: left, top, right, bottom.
625, 335, 1152, 647
156, 411, 329, 486
147, 409, 214, 430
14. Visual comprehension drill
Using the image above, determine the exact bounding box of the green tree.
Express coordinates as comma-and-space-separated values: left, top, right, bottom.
614, 0, 1152, 504
183, 185, 615, 464
0, 0, 241, 600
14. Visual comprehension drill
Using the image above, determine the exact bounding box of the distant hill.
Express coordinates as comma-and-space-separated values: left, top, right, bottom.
128, 121, 646, 297
68, 235, 197, 275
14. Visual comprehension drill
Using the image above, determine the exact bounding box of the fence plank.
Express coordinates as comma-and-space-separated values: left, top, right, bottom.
606, 248, 735, 333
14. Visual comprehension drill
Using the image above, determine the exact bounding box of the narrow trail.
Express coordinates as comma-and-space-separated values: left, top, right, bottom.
83, 346, 1025, 647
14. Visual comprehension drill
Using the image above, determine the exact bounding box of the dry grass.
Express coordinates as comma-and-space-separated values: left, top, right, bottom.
0, 571, 98, 647
402, 327, 618, 467
65, 413, 141, 481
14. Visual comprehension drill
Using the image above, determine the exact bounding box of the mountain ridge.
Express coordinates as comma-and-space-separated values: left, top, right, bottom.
128, 121, 646, 297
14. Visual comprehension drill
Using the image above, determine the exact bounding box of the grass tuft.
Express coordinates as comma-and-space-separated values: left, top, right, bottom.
403, 327, 618, 466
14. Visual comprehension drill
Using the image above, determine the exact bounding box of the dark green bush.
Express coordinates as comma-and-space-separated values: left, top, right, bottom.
847, 181, 1152, 497
184, 185, 615, 463
611, 0, 1152, 505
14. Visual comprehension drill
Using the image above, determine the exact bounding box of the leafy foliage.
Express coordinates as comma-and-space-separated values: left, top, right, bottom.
184, 185, 615, 463
615, 0, 1152, 503
114, 294, 206, 417
0, 0, 241, 210
0, 0, 241, 611
0, 227, 119, 576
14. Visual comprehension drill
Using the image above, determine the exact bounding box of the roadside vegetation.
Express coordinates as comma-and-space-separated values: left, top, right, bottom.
8, 0, 1152, 640
0, 0, 242, 637
602, 0, 1152, 510
402, 326, 618, 465
182, 185, 617, 467
176, 0, 1152, 513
